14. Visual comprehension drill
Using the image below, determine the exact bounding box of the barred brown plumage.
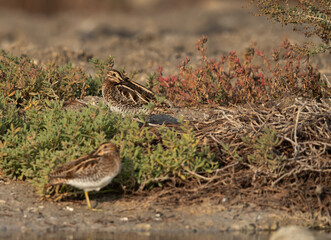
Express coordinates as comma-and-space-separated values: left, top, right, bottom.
102, 69, 172, 115
45, 142, 121, 210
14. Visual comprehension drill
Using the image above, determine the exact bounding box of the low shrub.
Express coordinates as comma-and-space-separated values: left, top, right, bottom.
0, 101, 116, 192
0, 50, 95, 110
112, 118, 217, 190
0, 99, 217, 195
150, 36, 327, 107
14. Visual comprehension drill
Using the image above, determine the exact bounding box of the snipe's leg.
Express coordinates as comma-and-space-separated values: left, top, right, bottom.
84, 191, 102, 211
84, 191, 92, 210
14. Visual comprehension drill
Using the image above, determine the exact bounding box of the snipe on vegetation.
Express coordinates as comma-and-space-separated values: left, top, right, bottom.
45, 142, 121, 210
102, 69, 172, 115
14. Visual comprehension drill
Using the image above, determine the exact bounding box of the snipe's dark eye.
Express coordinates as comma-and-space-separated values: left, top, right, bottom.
112, 73, 116, 77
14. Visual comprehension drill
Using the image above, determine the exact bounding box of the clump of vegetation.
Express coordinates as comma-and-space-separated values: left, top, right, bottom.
113, 118, 216, 190
250, 0, 330, 55
150, 36, 327, 107
0, 101, 116, 191
89, 56, 115, 96
243, 127, 285, 171
0, 88, 216, 195
0, 50, 94, 110
0, 93, 23, 137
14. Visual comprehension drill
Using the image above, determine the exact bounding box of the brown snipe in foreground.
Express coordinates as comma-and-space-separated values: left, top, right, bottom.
102, 69, 172, 115
46, 142, 121, 210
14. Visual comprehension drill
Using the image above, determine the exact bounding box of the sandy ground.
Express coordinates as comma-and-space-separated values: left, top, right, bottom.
0, 180, 319, 238
0, 0, 330, 238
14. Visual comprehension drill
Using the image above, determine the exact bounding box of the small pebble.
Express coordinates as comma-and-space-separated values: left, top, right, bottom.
120, 217, 128, 222
65, 206, 74, 212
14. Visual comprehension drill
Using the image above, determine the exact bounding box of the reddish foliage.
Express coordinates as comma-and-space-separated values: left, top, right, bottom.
152, 37, 326, 107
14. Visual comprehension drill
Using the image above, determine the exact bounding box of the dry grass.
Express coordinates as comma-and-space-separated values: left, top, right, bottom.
145, 97, 330, 226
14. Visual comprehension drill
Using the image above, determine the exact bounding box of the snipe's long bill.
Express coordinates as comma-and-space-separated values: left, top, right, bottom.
102, 69, 172, 115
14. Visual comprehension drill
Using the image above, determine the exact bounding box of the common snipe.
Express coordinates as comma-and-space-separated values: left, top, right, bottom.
46, 142, 121, 210
102, 69, 172, 115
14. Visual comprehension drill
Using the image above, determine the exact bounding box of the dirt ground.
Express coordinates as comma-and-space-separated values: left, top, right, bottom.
0, 180, 318, 237
0, 0, 330, 237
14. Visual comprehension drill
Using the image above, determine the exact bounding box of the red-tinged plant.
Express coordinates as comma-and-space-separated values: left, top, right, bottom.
151, 36, 327, 107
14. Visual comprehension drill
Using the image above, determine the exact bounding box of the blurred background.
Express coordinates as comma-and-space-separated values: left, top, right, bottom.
0, 0, 328, 79
0, 0, 205, 13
